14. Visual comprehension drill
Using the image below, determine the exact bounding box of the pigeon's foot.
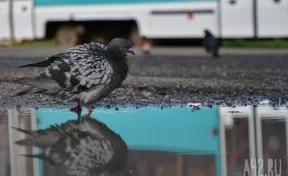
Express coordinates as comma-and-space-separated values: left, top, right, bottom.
86, 105, 94, 118
70, 104, 82, 112
70, 103, 82, 120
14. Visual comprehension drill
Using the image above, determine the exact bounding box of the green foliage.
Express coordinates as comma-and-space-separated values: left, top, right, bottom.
223, 39, 288, 48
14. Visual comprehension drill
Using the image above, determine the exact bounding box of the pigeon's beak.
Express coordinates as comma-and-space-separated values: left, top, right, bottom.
128, 49, 135, 55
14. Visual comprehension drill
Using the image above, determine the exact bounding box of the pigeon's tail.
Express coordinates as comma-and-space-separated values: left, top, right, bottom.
12, 87, 73, 100
18, 52, 67, 68
11, 87, 46, 97
14, 137, 47, 148
19, 60, 51, 68
11, 76, 73, 98
13, 76, 61, 90
14, 130, 59, 149
18, 153, 56, 165
12, 127, 36, 136
13, 126, 60, 165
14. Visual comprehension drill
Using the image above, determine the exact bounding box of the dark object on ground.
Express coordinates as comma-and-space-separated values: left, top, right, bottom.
11, 38, 135, 118
141, 37, 152, 58
203, 29, 219, 58
13, 116, 131, 176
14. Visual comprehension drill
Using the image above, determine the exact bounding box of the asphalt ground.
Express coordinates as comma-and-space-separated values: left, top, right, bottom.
0, 46, 288, 110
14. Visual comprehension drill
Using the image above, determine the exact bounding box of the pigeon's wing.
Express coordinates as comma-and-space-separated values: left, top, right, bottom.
13, 118, 128, 176
202, 36, 210, 52
204, 33, 219, 57
12, 119, 81, 149
14, 131, 62, 150
15, 43, 113, 93
65, 42, 114, 92
38, 130, 114, 176
19, 52, 69, 68
14, 117, 127, 175
14, 52, 73, 90
12, 119, 81, 137
14, 129, 113, 174
211, 39, 219, 57
39, 42, 113, 92
204, 35, 216, 51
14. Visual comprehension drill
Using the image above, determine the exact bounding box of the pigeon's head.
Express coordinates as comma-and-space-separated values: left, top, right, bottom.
107, 38, 135, 57
204, 29, 212, 36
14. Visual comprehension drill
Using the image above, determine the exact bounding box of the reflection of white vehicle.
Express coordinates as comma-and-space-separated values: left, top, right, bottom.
218, 105, 288, 176
1, 0, 288, 45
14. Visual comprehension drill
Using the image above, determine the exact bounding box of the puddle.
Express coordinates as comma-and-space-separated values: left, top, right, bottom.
0, 105, 287, 176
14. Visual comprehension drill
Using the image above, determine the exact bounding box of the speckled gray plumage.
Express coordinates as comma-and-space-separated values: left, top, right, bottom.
13, 116, 130, 176
12, 38, 134, 105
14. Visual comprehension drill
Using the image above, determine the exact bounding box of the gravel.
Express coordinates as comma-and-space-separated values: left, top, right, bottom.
1, 50, 288, 110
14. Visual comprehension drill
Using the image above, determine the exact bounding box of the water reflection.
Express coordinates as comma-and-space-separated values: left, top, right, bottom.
0, 111, 10, 176
0, 106, 287, 176
128, 151, 215, 176
0, 110, 36, 176
14, 114, 131, 176
220, 106, 288, 176
225, 116, 250, 175
0, 107, 220, 176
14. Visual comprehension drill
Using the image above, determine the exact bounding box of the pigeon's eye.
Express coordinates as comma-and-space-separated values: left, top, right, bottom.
122, 44, 126, 48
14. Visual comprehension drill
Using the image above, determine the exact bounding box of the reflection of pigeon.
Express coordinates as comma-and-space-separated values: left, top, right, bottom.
12, 38, 135, 117
13, 116, 131, 176
202, 29, 219, 58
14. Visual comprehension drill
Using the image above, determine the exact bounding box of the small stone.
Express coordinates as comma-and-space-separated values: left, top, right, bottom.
141, 91, 152, 97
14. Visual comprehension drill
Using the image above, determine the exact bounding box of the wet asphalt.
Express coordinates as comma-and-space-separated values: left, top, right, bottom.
0, 47, 288, 110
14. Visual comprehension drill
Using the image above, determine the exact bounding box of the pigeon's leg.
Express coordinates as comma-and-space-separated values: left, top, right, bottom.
70, 101, 82, 120
86, 105, 94, 118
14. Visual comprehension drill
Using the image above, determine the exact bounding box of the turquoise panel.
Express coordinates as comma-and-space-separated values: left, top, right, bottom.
36, 106, 219, 153
36, 106, 221, 176
34, 0, 217, 7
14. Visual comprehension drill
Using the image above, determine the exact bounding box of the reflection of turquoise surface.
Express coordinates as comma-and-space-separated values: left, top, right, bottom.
37, 107, 218, 153
35, 0, 216, 6
36, 106, 221, 176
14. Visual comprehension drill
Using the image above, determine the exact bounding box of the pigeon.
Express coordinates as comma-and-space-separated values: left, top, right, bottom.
140, 37, 151, 58
13, 115, 131, 176
202, 29, 219, 58
12, 38, 135, 118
